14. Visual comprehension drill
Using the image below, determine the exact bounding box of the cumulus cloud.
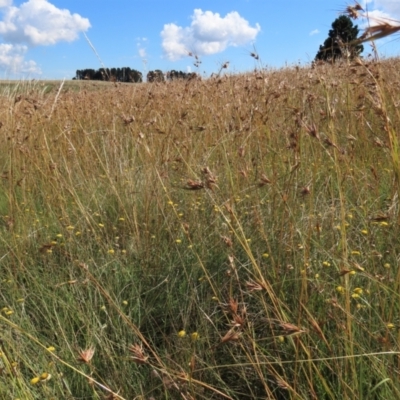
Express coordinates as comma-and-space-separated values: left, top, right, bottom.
362, 0, 400, 23
0, 43, 40, 74
0, 0, 12, 8
0, 0, 90, 75
363, 9, 397, 26
309, 29, 319, 36
367, 0, 400, 17
0, 0, 90, 46
161, 9, 260, 61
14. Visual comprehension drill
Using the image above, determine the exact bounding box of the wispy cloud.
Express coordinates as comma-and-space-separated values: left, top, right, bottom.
136, 37, 147, 60
309, 29, 319, 36
138, 48, 146, 58
161, 9, 260, 61
0, 0, 90, 75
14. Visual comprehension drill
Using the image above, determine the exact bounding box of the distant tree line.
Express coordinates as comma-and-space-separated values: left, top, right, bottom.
74, 67, 201, 83
146, 69, 164, 83
166, 70, 200, 81
146, 69, 201, 83
74, 67, 143, 83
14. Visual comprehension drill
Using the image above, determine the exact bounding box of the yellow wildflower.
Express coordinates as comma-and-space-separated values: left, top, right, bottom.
322, 261, 331, 267
40, 372, 51, 381
30, 377, 40, 385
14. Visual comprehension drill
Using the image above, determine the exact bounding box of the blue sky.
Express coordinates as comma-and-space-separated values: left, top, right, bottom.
0, 0, 399, 80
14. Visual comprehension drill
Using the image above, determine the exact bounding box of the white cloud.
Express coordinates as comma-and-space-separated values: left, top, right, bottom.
0, 43, 40, 74
0, 0, 90, 75
368, 0, 400, 16
161, 9, 261, 61
138, 48, 146, 58
0, 0, 90, 46
0, 0, 12, 7
362, 9, 397, 26
362, 0, 400, 22
309, 29, 319, 36
136, 37, 147, 60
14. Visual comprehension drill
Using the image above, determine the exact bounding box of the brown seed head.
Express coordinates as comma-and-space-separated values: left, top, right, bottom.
77, 346, 95, 363
246, 280, 264, 291
259, 174, 271, 186
220, 328, 241, 344
184, 180, 204, 190
129, 343, 149, 365
221, 235, 233, 247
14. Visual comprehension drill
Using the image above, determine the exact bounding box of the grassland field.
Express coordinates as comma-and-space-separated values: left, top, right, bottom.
0, 57, 400, 399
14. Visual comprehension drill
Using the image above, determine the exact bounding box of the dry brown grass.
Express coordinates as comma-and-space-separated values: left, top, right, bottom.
1, 55, 400, 398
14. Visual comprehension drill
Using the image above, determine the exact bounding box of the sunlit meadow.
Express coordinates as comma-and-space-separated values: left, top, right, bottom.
1, 51, 400, 399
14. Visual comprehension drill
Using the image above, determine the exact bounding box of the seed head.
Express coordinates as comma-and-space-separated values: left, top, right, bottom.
129, 343, 149, 365
77, 346, 95, 363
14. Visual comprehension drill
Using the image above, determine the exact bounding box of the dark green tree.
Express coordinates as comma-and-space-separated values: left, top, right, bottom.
315, 15, 363, 61
147, 70, 165, 83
